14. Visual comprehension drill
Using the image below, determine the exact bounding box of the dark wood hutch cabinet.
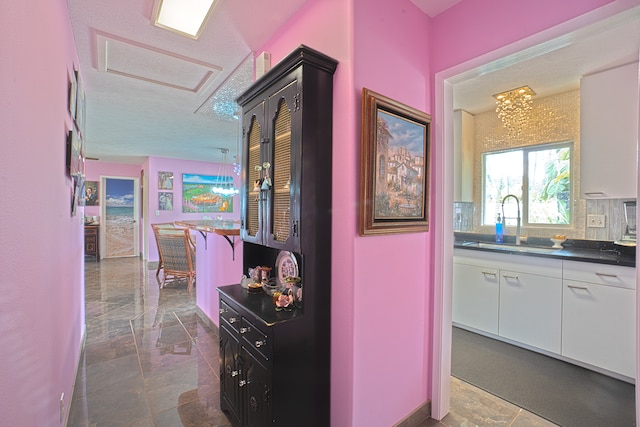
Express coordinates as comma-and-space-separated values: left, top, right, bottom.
218, 45, 337, 427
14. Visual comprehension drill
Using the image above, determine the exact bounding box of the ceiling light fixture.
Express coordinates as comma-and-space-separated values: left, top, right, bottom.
493, 85, 536, 138
211, 148, 239, 196
152, 0, 218, 39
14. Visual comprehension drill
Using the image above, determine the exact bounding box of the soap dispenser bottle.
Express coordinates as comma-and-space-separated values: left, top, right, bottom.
496, 214, 503, 243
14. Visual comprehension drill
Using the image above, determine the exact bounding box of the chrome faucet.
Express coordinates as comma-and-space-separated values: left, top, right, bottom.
501, 194, 521, 245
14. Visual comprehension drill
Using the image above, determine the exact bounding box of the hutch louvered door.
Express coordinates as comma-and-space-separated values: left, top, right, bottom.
241, 101, 265, 246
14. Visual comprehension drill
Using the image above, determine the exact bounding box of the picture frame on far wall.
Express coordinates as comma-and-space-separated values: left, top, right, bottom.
158, 192, 173, 211
85, 181, 99, 206
158, 171, 174, 190
359, 88, 431, 236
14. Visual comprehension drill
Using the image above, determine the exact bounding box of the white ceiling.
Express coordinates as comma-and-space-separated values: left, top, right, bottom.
452, 7, 640, 115
67, 1, 640, 165
67, 0, 308, 164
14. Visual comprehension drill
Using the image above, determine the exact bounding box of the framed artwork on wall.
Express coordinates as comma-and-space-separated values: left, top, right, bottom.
182, 173, 234, 213
359, 88, 431, 235
158, 171, 174, 190
85, 181, 99, 206
158, 192, 173, 210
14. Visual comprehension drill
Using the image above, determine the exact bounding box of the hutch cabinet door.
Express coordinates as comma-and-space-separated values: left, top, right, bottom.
264, 78, 301, 251
220, 326, 242, 426
241, 101, 266, 245
242, 349, 272, 427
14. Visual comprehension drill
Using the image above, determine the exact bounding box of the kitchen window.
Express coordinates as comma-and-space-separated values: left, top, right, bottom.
482, 142, 572, 227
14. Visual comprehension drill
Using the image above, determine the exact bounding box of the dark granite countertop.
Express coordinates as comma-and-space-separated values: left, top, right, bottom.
454, 232, 636, 268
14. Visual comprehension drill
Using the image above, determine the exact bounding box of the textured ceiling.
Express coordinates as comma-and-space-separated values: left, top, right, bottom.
67, 0, 308, 164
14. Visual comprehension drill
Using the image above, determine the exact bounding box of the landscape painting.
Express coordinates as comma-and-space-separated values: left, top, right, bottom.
182, 173, 234, 213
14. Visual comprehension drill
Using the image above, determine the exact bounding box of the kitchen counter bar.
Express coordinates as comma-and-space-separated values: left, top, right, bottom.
454, 233, 635, 267
175, 220, 240, 259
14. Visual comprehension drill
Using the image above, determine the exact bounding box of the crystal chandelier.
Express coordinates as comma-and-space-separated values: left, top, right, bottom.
211, 148, 239, 196
493, 86, 535, 138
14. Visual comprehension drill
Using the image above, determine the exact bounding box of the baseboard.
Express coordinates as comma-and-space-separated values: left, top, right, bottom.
393, 400, 431, 427
65, 328, 86, 426
195, 306, 219, 332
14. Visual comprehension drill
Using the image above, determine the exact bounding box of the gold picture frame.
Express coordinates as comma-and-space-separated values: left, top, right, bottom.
359, 88, 431, 235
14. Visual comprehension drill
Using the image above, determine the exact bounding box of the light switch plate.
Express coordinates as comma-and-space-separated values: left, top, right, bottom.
587, 214, 606, 228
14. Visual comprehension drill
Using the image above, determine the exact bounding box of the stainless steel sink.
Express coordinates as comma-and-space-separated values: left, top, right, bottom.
476, 242, 560, 254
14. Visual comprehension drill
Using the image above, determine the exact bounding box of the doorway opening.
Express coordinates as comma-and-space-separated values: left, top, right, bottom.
432, 5, 640, 422
100, 176, 140, 258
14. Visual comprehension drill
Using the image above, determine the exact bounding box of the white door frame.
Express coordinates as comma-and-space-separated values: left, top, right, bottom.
99, 175, 140, 258
430, 3, 640, 420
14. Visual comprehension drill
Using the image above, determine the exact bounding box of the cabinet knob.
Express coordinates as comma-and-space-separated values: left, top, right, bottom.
239, 380, 247, 387
240, 327, 250, 334
228, 317, 237, 324
255, 339, 266, 348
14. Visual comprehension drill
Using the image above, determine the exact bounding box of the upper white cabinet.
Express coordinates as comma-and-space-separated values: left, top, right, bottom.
580, 62, 639, 199
453, 110, 474, 202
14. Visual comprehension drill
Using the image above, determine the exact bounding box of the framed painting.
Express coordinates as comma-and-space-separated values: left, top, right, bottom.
85, 181, 99, 206
182, 173, 234, 213
158, 171, 174, 190
158, 192, 173, 211
359, 88, 431, 235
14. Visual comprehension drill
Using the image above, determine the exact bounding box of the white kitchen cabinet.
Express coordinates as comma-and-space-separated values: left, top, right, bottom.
498, 267, 563, 354
452, 262, 499, 334
580, 61, 639, 199
562, 261, 636, 378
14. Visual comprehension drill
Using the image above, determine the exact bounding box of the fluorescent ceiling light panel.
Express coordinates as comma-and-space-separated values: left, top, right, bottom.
154, 0, 217, 39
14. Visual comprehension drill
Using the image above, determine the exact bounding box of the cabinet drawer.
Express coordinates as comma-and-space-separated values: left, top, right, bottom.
219, 299, 241, 332
240, 318, 270, 360
563, 260, 635, 289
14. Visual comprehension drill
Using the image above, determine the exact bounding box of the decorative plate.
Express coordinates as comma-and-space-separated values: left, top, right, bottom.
275, 250, 299, 287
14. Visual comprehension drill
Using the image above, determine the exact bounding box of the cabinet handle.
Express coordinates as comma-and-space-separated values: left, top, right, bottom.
595, 272, 618, 278
481, 271, 497, 277
568, 285, 589, 290
584, 192, 606, 196
255, 339, 266, 348
503, 274, 519, 279
228, 317, 237, 324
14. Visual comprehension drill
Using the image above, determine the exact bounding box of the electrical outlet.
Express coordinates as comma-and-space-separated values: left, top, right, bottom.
587, 214, 606, 228
155, 210, 160, 216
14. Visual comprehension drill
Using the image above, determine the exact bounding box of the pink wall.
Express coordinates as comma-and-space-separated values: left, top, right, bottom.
430, 0, 614, 73
261, 0, 432, 425
260, 0, 638, 426
0, 0, 84, 424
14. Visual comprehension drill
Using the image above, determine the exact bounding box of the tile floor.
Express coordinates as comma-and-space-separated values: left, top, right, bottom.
67, 257, 557, 427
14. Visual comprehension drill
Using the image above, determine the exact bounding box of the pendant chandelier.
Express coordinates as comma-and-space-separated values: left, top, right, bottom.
493, 86, 535, 138
211, 148, 239, 196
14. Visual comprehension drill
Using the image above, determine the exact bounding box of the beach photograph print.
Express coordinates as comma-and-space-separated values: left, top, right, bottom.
104, 178, 136, 257
182, 173, 234, 213
374, 110, 426, 220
